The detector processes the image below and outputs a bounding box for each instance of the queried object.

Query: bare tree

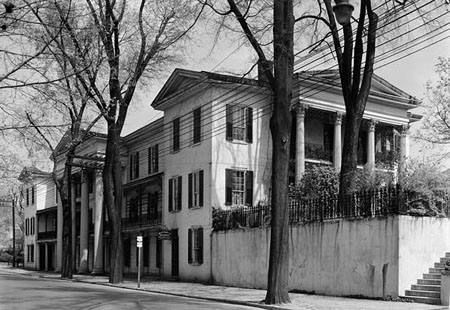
[26,0,205,283]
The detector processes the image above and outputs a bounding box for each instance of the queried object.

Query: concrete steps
[401,254,449,306]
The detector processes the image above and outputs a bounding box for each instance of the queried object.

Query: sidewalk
[0,263,447,310]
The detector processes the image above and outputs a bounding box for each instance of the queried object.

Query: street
[0,271,255,310]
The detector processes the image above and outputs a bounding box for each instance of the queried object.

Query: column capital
[81,169,89,183]
[334,112,343,125]
[368,119,378,132]
[295,103,309,118]
[401,124,410,136]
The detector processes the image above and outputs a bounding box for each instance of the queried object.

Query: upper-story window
[26,188,29,206]
[225,169,253,206]
[172,117,180,152]
[193,107,201,144]
[188,170,203,209]
[226,105,253,143]
[148,144,159,174]
[129,152,139,180]
[169,176,182,212]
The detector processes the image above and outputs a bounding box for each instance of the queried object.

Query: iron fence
[213,186,450,231]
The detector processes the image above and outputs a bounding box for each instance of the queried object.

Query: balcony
[122,210,162,230]
[37,231,57,240]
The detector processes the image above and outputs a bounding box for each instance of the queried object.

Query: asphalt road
[0,271,256,310]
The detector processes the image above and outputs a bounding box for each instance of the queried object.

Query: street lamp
[333,0,354,25]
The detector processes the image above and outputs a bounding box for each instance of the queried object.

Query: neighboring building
[20,68,419,289]
[18,166,53,271]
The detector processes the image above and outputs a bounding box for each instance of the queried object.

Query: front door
[171,229,179,277]
[39,244,45,271]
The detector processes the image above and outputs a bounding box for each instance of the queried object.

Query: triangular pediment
[152,69,205,108]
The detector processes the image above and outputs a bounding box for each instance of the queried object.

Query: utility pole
[12,198,16,267]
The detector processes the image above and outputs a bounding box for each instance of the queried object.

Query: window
[128,197,140,222]
[27,244,34,262]
[225,169,253,206]
[25,218,29,236]
[31,217,35,235]
[168,176,182,212]
[148,144,159,174]
[31,186,35,205]
[226,105,253,143]
[129,152,139,180]
[188,227,203,265]
[143,237,150,267]
[26,188,29,206]
[193,107,201,144]
[188,170,203,209]
[124,238,131,267]
[147,192,159,220]
[172,117,180,152]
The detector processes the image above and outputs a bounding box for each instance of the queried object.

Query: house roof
[151,68,268,109]
[151,68,420,110]
[18,166,51,182]
[53,129,107,157]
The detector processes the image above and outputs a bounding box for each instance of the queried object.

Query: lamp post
[333,0,354,25]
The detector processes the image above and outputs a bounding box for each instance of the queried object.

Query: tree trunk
[265,0,293,304]
[60,151,73,279]
[103,121,124,284]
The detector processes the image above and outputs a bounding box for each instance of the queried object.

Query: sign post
[136,235,143,288]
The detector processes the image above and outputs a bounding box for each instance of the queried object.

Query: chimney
[257,60,273,83]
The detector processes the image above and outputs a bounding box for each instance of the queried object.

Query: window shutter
[129,155,133,179]
[198,227,203,264]
[199,170,204,207]
[135,152,140,178]
[32,186,35,204]
[246,107,253,143]
[188,228,192,264]
[245,170,253,206]
[168,179,173,212]
[148,147,151,174]
[225,169,232,206]
[144,237,150,267]
[177,175,182,210]
[154,144,159,172]
[226,105,233,141]
[188,173,193,209]
[193,107,201,144]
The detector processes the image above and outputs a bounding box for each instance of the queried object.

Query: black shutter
[225,169,232,206]
[129,155,133,180]
[154,144,159,172]
[124,238,131,267]
[193,107,201,144]
[31,186,35,204]
[144,237,150,267]
[168,178,173,212]
[245,170,253,206]
[148,147,151,174]
[188,173,193,209]
[198,227,203,264]
[246,107,253,143]
[188,228,192,264]
[177,176,182,211]
[226,105,233,141]
[199,170,204,207]
[135,152,139,178]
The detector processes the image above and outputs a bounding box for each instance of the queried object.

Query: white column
[71,181,76,272]
[400,125,410,160]
[79,170,89,273]
[296,107,306,180]
[333,112,343,171]
[367,120,376,169]
[92,171,104,274]
[55,188,63,272]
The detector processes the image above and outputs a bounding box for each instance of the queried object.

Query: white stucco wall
[212,216,400,298]
[398,216,450,296]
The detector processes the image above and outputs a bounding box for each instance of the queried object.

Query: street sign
[158,230,172,240]
[136,235,143,248]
